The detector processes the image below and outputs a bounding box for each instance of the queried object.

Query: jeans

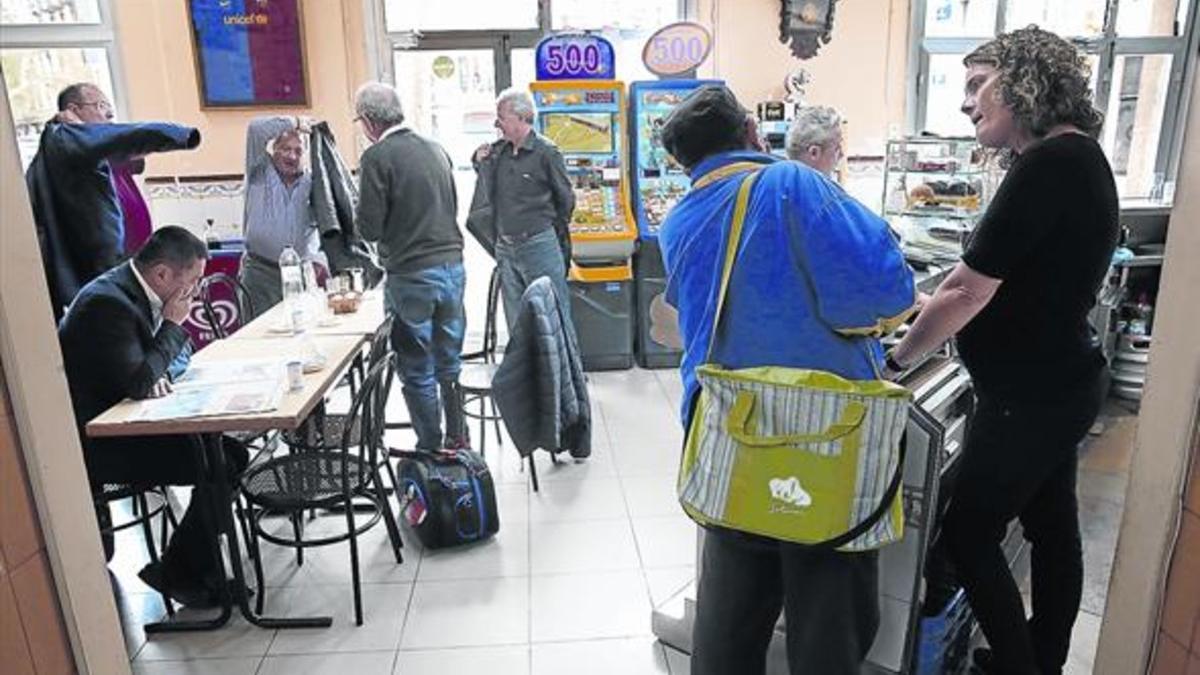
[691,527,880,675]
[938,376,1104,675]
[495,228,572,332]
[384,262,467,451]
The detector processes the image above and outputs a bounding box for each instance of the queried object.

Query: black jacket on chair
[492,277,591,458]
[310,122,384,287]
[58,262,191,442]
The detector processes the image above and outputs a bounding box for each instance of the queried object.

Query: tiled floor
[109,369,1136,674]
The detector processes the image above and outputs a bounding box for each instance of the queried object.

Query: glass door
[392,40,534,342]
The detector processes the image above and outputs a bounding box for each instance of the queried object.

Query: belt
[246,252,279,268]
[498,227,554,246]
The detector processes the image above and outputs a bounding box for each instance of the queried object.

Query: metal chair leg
[489,397,503,448]
[344,497,364,626]
[478,395,488,457]
[528,454,540,493]
[290,513,304,566]
[373,465,404,564]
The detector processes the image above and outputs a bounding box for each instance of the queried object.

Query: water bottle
[279,246,304,332]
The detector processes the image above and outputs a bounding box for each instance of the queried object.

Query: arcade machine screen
[631,86,696,236]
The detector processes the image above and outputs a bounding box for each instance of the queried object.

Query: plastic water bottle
[279,246,304,332]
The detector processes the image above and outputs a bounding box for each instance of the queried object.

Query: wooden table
[233,290,386,340]
[86,334,366,633]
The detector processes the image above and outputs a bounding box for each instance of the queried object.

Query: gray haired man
[354,82,468,451]
[786,105,845,177]
[470,88,576,330]
[239,115,326,317]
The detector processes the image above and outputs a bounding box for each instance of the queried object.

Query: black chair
[238,355,401,625]
[94,484,178,616]
[460,267,505,457]
[197,273,255,340]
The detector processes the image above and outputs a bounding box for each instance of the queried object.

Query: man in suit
[26,82,200,319]
[59,226,247,608]
[353,82,468,451]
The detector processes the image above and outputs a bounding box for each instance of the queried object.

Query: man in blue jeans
[471,88,577,331]
[354,82,469,450]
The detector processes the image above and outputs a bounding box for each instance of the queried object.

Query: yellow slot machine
[531,33,637,371]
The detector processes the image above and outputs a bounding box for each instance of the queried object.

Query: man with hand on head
[239,115,326,317]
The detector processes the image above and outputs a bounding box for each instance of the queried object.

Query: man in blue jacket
[26,82,200,319]
[658,85,916,675]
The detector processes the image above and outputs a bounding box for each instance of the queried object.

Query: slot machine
[531,33,637,370]
[628,79,722,368]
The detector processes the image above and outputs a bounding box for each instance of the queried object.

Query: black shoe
[137,563,217,609]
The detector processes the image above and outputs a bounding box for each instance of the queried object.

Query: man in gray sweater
[354,82,468,451]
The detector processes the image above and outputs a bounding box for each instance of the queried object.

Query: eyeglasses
[78,99,113,112]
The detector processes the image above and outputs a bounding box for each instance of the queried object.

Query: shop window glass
[0,47,114,167]
[923,0,998,38]
[1100,54,1173,198]
[551,0,679,32]
[384,0,538,32]
[1004,0,1107,36]
[0,0,100,25]
[1116,0,1186,36]
[922,53,976,138]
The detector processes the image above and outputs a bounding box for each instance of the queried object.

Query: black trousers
[939,378,1103,675]
[691,526,880,675]
[88,434,248,588]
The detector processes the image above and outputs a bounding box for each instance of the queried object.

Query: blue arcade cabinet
[628,79,722,368]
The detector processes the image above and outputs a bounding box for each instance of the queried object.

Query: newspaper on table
[134,359,285,422]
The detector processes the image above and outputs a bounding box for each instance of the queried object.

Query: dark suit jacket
[58,262,191,439]
[27,121,200,318]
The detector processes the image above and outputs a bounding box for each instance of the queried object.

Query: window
[912,0,1198,202]
[0,0,121,167]
[383,0,538,32]
[551,0,683,83]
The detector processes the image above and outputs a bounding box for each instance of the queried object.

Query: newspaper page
[135,359,285,421]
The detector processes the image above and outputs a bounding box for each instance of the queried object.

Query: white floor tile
[253,515,417,588]
[400,577,530,649]
[529,519,641,575]
[535,451,620,483]
[664,645,690,675]
[643,567,695,607]
[609,440,684,479]
[1065,610,1102,675]
[531,637,670,675]
[394,644,530,675]
[496,482,531,523]
[622,475,685,518]
[266,583,412,655]
[632,516,698,569]
[258,651,396,675]
[531,570,652,642]
[528,477,629,523]
[417,527,530,581]
[135,614,276,661]
[132,657,262,675]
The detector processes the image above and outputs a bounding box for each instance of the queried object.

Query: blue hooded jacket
[659,151,915,423]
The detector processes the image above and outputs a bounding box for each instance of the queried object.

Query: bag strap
[813,431,907,551]
[704,168,761,363]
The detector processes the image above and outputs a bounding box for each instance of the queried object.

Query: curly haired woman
[884,27,1119,675]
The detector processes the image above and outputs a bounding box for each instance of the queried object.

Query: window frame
[908,0,1200,203]
[0,0,129,122]
[364,0,689,92]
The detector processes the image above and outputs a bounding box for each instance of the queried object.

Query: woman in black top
[885,27,1119,675]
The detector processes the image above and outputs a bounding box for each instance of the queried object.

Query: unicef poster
[188,0,308,108]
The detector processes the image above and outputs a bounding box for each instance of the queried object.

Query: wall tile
[1192,611,1200,652]
[0,570,36,675]
[1187,654,1200,675]
[1185,425,1200,517]
[10,555,73,674]
[0,414,42,569]
[1153,632,1190,675]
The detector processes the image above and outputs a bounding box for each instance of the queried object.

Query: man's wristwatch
[884,350,906,374]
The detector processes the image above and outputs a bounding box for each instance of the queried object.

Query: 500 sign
[536,34,615,81]
[642,22,712,77]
